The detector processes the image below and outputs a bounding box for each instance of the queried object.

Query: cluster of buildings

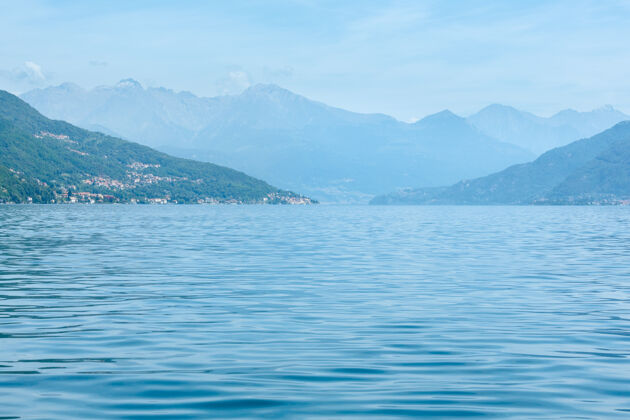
[82,176,126,189]
[145,198,169,204]
[34,131,78,144]
[127,162,190,186]
[34,131,88,156]
[127,161,161,170]
[68,192,117,204]
[127,171,187,186]
[81,165,187,190]
[263,192,315,205]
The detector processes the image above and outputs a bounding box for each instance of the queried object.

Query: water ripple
[1,205,630,418]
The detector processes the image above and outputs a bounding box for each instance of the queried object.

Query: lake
[1,205,629,419]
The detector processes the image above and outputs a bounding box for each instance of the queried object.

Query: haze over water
[1,205,630,419]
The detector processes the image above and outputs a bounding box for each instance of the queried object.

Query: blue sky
[2,0,630,120]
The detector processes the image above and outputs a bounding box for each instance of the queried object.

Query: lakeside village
[2,190,313,205]
[65,161,314,204]
[4,135,314,204]
[53,189,313,205]
[6,177,313,204]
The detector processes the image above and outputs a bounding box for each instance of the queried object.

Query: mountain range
[22,80,536,203]
[370,121,630,205]
[0,90,312,204]
[468,103,629,154]
[21,80,629,203]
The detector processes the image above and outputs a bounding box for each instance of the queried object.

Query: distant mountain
[468,104,629,154]
[0,90,312,204]
[22,80,533,203]
[371,122,630,205]
[21,80,208,148]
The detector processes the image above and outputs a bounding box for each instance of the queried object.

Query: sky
[2,0,630,121]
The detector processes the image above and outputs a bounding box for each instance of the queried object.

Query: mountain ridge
[468,103,629,154]
[21,80,534,203]
[370,121,630,205]
[0,90,313,204]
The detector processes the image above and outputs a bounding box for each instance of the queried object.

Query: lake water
[1,205,630,419]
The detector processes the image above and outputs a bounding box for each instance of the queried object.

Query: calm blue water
[1,205,630,419]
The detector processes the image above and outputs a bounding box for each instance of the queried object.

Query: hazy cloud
[24,61,45,81]
[216,70,251,95]
[0,61,48,90]
[89,60,108,67]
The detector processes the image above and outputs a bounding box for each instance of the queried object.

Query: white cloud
[0,61,48,89]
[229,71,250,88]
[24,61,45,81]
[216,70,251,95]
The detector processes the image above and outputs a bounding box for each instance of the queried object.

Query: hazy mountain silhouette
[468,104,629,154]
[22,80,533,202]
[371,122,630,205]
